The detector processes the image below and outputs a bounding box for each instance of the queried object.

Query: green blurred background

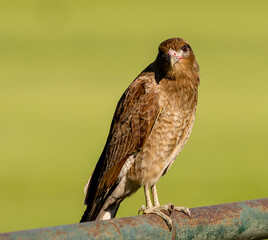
[1,0,268,233]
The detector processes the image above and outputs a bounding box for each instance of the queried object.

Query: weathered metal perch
[1,198,268,239]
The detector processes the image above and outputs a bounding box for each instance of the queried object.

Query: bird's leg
[138,185,152,213]
[151,184,160,206]
[145,184,153,208]
[139,184,191,230]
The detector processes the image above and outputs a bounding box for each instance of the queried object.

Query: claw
[173,206,191,218]
[169,203,174,214]
[138,205,146,215]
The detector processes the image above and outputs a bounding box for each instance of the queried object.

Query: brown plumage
[81,38,200,225]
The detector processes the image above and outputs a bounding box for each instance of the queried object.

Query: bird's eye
[181,44,188,52]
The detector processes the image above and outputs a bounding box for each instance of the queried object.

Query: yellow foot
[138,203,191,230]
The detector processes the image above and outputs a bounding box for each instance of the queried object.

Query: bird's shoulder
[107,70,160,165]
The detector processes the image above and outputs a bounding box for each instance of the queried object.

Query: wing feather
[84,72,160,220]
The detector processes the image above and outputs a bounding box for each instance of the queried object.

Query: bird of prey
[80,38,200,228]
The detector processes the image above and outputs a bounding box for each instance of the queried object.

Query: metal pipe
[1,198,268,240]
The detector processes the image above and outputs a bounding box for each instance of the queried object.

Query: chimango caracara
[80,38,200,228]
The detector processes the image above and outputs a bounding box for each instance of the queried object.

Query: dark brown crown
[158,38,187,52]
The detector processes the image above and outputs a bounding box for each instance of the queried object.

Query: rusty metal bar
[1,198,268,240]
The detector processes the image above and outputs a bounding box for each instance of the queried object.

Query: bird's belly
[128,109,195,186]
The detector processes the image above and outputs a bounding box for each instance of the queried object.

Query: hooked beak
[169,51,184,67]
[170,54,179,67]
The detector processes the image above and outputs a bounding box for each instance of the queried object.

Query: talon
[169,203,174,214]
[138,205,146,214]
[167,219,173,231]
[183,208,191,219]
[174,206,191,219]
[185,208,191,219]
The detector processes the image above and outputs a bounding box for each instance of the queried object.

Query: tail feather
[80,203,120,222]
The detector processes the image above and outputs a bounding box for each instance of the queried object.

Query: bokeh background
[1,0,268,233]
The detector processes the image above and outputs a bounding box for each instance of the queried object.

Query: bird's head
[156,38,199,80]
